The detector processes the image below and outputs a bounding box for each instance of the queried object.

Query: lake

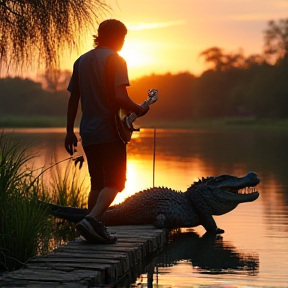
[5,127,288,287]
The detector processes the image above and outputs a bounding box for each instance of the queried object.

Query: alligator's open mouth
[225,186,258,194]
[216,181,260,207]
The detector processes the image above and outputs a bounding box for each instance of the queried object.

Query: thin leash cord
[153,127,156,188]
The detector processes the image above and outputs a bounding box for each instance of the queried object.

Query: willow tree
[0,0,109,75]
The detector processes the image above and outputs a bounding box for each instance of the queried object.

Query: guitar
[115,88,158,144]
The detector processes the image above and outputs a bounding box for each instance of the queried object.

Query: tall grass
[0,132,88,272]
[0,132,52,271]
[49,157,88,208]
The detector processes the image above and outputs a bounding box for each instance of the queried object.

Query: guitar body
[115,89,158,144]
[115,108,133,144]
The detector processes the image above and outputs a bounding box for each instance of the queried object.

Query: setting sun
[119,40,153,68]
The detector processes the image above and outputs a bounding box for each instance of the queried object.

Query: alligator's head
[186,172,260,215]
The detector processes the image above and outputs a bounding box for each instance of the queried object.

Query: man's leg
[89,187,118,219]
[84,144,105,211]
[89,139,125,218]
[88,190,101,210]
[76,186,119,244]
[76,140,126,243]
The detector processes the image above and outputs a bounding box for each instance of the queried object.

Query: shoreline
[1,117,288,131]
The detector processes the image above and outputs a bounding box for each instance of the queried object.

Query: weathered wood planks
[0,225,168,287]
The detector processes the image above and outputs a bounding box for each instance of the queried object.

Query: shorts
[83,139,126,192]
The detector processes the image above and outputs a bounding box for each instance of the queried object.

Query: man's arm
[115,85,149,116]
[65,91,80,155]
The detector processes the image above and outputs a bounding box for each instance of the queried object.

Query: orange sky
[85,0,288,79]
[16,0,288,81]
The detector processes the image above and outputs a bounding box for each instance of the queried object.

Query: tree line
[0,18,287,124]
[128,56,288,122]
[1,58,287,124]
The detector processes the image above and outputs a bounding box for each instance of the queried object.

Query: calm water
[6,127,288,287]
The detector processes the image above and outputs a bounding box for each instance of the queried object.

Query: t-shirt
[67,47,130,146]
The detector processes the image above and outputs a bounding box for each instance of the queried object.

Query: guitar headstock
[147,88,158,105]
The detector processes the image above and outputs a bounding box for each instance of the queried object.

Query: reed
[49,157,88,208]
[0,132,87,271]
[0,132,52,271]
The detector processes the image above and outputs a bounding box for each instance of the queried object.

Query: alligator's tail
[38,201,89,223]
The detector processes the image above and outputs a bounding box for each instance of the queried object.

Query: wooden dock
[0,225,168,287]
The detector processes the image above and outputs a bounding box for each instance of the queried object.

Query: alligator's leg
[189,192,224,234]
[154,214,167,228]
[198,211,224,234]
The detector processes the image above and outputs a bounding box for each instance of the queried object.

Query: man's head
[94,19,127,51]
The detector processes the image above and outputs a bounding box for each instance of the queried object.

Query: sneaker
[76,216,117,244]
[85,215,117,244]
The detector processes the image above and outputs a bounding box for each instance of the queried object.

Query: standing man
[65,19,149,244]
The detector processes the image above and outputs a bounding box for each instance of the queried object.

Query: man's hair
[93,19,127,47]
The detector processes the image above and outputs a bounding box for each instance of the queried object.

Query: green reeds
[0,132,87,272]
[49,157,88,208]
[0,132,52,271]
[0,133,34,193]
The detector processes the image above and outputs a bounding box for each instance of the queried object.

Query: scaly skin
[44,172,260,233]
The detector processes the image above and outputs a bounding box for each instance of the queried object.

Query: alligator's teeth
[237,186,258,194]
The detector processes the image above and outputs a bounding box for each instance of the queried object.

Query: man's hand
[137,101,150,117]
[65,132,78,155]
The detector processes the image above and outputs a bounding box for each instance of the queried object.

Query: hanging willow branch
[0,0,110,74]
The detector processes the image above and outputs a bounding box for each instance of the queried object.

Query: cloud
[127,20,185,31]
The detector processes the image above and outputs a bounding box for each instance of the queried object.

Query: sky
[76,0,288,79]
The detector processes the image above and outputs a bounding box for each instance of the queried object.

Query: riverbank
[1,115,288,131]
[0,115,68,128]
[142,117,288,131]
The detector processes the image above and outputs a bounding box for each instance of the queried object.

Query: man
[65,19,149,244]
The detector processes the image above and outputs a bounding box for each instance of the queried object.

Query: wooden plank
[2,268,100,281]
[0,226,168,287]
[27,259,123,279]
[1,269,103,287]
[55,242,142,265]
[43,251,131,273]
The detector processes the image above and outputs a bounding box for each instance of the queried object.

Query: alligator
[43,171,260,233]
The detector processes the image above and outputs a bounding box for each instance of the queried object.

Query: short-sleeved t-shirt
[67,47,130,147]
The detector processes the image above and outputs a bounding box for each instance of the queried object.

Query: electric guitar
[115,88,158,143]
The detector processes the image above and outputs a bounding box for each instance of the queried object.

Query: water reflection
[159,231,258,274]
[127,230,259,287]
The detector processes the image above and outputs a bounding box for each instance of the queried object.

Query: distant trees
[0,0,109,75]
[40,69,72,92]
[1,18,288,125]
[199,47,265,71]
[1,59,288,125]
[0,77,68,116]
[192,18,288,119]
[264,18,288,63]
[129,72,196,122]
